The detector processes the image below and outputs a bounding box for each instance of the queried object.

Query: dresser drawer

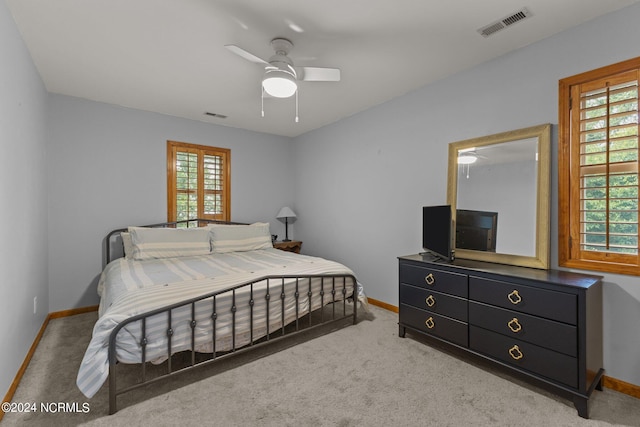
[400,284,468,321]
[470,325,577,388]
[469,301,576,357]
[469,277,577,325]
[400,263,468,298]
[400,304,468,347]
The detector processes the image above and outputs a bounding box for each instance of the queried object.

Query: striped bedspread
[77,248,362,398]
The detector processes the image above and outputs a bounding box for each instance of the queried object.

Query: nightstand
[273,240,302,254]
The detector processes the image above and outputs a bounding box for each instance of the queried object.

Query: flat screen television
[422,205,454,262]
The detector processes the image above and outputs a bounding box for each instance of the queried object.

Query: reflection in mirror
[447,124,551,269]
[457,138,538,256]
[455,209,498,252]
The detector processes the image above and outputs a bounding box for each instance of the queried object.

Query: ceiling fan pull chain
[295,90,299,123]
[261,86,265,118]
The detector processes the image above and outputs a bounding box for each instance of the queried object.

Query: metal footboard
[107,273,358,414]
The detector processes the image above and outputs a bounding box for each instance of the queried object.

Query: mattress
[77,248,362,398]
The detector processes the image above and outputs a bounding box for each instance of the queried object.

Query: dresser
[398,254,604,418]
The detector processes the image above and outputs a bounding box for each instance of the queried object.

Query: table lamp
[276,207,297,242]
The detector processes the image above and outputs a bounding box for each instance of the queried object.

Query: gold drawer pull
[425,317,435,329]
[507,290,522,305]
[425,294,436,307]
[508,318,522,333]
[425,273,435,286]
[509,345,524,360]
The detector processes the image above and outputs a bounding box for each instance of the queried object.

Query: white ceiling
[6,0,639,137]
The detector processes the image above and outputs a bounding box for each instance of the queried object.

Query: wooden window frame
[559,57,640,275]
[167,141,231,223]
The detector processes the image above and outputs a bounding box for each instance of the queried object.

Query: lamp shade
[263,69,297,98]
[276,206,297,219]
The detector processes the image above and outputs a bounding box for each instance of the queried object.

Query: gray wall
[293,3,640,385]
[0,0,49,400]
[47,95,294,311]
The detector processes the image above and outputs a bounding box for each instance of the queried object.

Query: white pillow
[128,226,211,260]
[121,232,134,259]
[209,222,273,253]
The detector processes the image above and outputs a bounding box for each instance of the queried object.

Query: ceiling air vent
[204,112,227,119]
[477,7,533,38]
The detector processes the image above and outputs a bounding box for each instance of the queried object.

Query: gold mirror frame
[447,124,551,269]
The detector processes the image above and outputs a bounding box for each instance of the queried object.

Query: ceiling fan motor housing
[270,38,293,55]
[268,38,296,76]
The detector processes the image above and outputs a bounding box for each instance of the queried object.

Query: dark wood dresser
[398,254,604,418]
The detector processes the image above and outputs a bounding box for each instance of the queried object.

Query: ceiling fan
[457,147,489,179]
[225,38,340,121]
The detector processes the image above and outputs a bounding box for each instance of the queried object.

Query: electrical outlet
[33,296,37,314]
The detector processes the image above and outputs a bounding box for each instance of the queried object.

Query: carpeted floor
[2,305,640,426]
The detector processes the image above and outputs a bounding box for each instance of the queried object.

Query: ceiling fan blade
[296,67,341,82]
[225,45,268,65]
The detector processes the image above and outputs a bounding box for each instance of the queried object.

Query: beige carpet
[3,305,640,426]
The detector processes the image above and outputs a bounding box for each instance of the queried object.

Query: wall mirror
[447,124,551,269]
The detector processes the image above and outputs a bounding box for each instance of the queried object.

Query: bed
[76,219,366,414]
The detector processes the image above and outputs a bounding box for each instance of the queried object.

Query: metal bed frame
[102,219,358,414]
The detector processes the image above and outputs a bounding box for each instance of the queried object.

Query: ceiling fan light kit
[262,68,297,98]
[457,153,478,164]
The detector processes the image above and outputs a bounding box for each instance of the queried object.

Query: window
[167,141,230,224]
[559,57,640,275]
